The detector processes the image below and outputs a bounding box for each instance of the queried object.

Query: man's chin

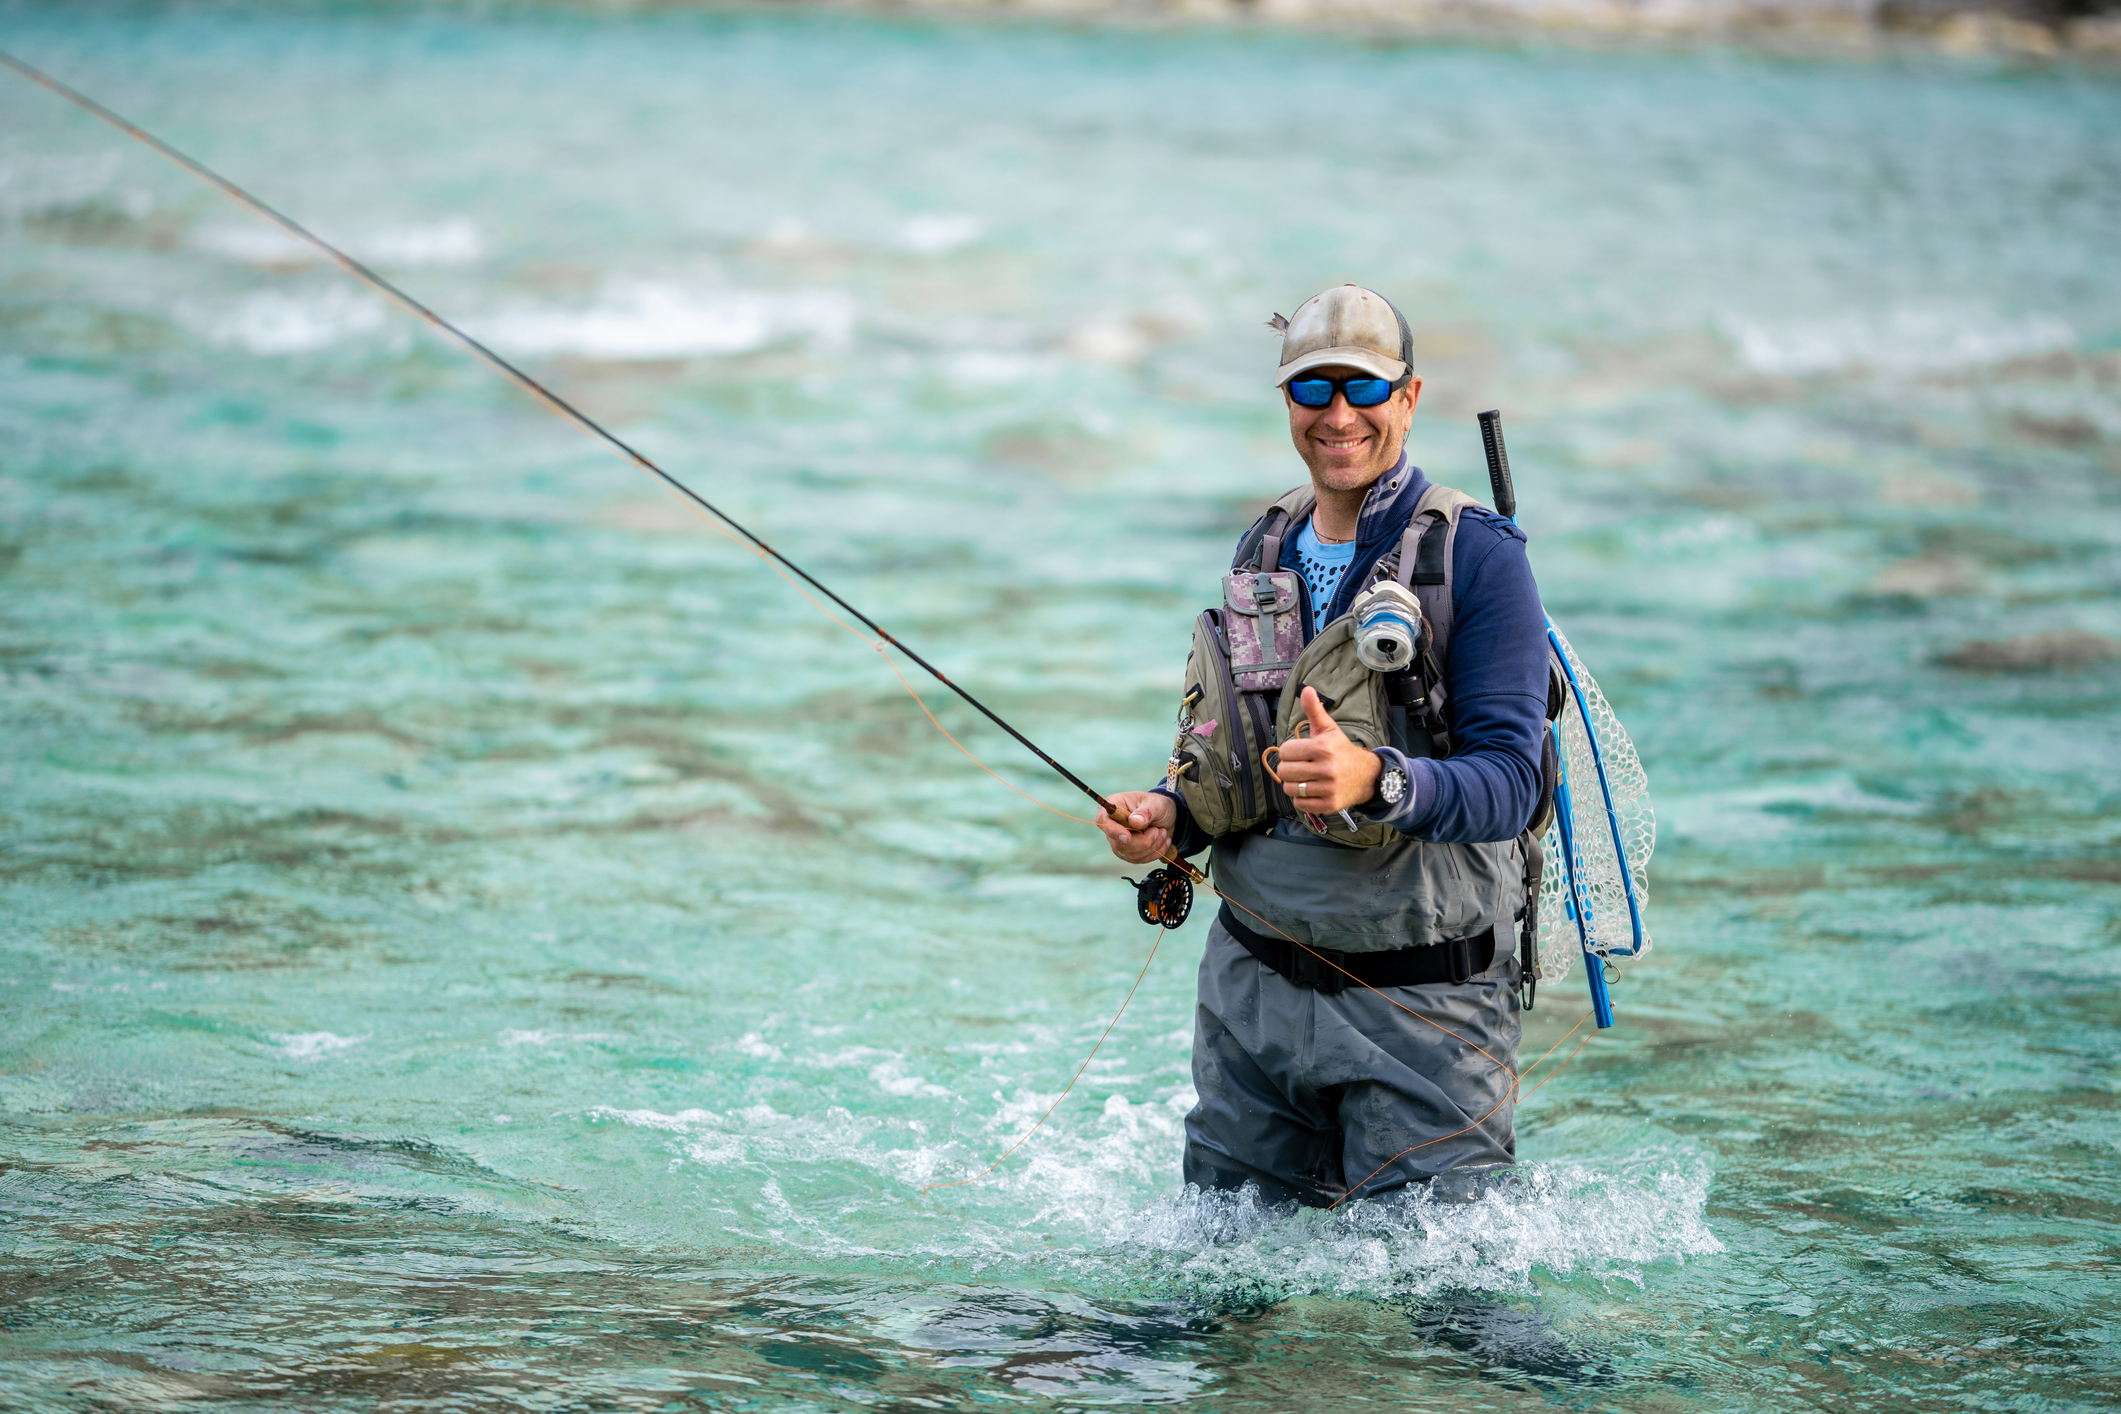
[1310,462,1387,492]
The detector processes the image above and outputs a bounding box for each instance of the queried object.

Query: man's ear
[1402,375,1424,429]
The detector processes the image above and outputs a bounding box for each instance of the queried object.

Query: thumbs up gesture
[1276,686,1384,816]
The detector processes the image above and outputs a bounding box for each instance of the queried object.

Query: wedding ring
[1299,781,1308,798]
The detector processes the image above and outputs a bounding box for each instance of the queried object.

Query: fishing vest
[1168,481,1558,959]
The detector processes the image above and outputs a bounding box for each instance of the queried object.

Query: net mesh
[1535,622,1654,981]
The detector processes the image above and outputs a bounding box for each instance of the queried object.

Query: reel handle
[1477,409,1516,521]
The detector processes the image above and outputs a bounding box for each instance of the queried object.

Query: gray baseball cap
[1271,284,1413,388]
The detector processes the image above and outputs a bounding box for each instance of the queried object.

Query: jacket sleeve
[1355,514,1548,843]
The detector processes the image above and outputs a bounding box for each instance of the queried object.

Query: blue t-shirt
[1292,520,1355,618]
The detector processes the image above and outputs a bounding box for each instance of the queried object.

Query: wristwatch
[1377,763,1409,807]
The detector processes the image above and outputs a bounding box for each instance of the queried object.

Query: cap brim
[1274,345,1408,387]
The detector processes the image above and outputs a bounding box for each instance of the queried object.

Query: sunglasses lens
[1344,379,1392,406]
[1288,379,1334,407]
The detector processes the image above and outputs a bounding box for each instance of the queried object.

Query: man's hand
[1276,687,1383,815]
[1096,790,1177,865]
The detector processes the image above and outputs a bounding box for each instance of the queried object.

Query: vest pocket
[1222,570,1304,692]
[1262,616,1400,849]
[1173,609,1274,837]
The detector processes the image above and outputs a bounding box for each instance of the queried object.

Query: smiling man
[1098,284,1552,1208]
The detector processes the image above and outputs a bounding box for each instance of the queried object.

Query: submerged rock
[1937,630,2121,672]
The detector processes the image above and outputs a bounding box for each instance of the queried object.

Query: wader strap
[1410,517,1450,584]
[1219,905,1496,991]
[1390,515,1455,758]
[1398,483,1476,676]
[1390,520,1426,589]
[1517,829,1543,1010]
[1248,484,1317,573]
[1256,510,1290,575]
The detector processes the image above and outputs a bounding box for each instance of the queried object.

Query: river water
[3,4,2119,1408]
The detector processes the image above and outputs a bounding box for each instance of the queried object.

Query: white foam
[898,214,984,255]
[868,1058,953,1100]
[0,153,119,217]
[1725,309,2073,377]
[1101,1151,1723,1300]
[587,1095,1716,1298]
[499,1028,617,1047]
[193,287,388,354]
[360,217,486,267]
[269,1031,368,1061]
[191,222,312,263]
[590,1104,721,1132]
[192,215,486,268]
[472,281,853,360]
[732,1031,784,1060]
[942,351,1052,388]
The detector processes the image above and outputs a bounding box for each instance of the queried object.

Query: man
[1098,284,1550,1207]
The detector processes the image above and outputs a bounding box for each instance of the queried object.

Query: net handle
[1548,619,1647,960]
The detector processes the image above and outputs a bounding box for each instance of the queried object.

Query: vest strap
[1257,511,1289,576]
[1410,516,1450,584]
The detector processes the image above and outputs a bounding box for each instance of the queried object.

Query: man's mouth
[1317,435,1370,452]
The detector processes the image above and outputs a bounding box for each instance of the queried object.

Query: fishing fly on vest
[3,54,1654,1204]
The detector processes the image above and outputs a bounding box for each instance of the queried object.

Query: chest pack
[1166,481,1485,849]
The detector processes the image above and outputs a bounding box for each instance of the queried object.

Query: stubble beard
[1304,428,1405,496]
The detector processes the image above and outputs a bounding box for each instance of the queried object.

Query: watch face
[1380,768,1407,804]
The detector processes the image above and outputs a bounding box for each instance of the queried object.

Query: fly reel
[1125,867,1194,929]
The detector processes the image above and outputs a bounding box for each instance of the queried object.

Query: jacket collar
[1350,453,1428,551]
[1285,453,1430,625]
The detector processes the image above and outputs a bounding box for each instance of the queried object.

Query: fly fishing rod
[8,53,1628,1199]
[0,47,1205,910]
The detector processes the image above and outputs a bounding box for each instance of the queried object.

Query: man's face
[1285,364,1424,494]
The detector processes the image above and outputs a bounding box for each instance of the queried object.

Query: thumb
[1300,685,1339,738]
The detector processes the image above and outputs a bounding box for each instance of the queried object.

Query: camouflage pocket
[1222,571,1304,692]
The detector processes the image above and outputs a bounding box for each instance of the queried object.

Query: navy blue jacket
[1156,455,1549,852]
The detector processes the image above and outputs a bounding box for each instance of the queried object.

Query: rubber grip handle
[1477,410,1515,521]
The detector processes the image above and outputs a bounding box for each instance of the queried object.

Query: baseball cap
[1270,284,1413,388]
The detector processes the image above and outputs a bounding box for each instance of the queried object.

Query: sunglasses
[1287,374,1399,408]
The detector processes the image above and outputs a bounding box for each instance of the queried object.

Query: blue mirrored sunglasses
[1287,374,1397,408]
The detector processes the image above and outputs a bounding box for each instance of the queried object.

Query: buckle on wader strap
[1447,934,1475,986]
[1290,945,1349,995]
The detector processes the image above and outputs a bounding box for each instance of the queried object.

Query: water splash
[1102,1152,1722,1302]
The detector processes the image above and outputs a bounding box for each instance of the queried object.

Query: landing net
[1535,620,1654,982]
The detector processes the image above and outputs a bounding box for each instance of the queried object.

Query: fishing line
[0,47,1117,828]
[922,922,1170,1197]
[1327,1007,1595,1210]
[5,50,1593,1198]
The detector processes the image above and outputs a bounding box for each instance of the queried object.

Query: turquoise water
[4,4,2120,1407]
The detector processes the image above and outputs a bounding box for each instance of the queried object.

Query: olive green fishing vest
[1167,482,1544,957]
